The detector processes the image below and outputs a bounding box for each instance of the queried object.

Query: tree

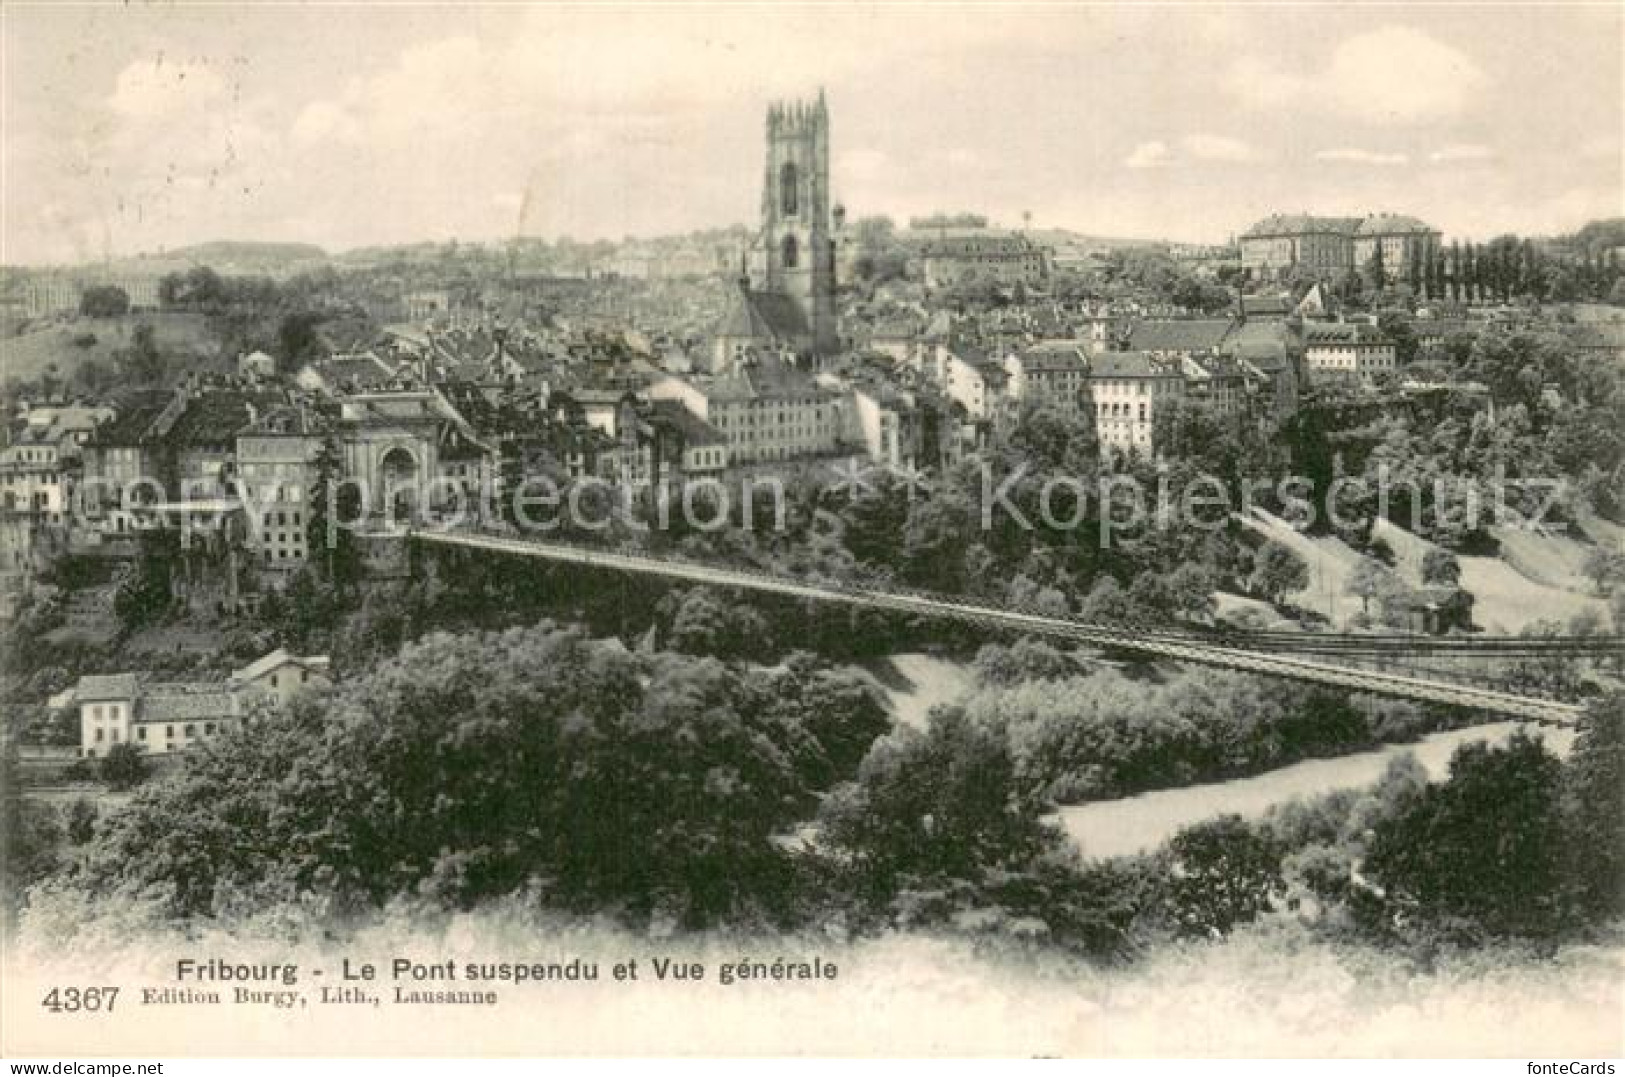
[1249,541,1309,603]
[65,797,99,845]
[79,285,131,318]
[1346,557,1400,614]
[1377,310,1419,366]
[1164,562,1218,621]
[99,742,149,792]
[1364,245,1387,294]
[1580,546,1625,595]
[114,531,175,629]
[1,750,62,923]
[306,435,360,590]
[66,625,882,925]
[123,323,166,385]
[1420,548,1462,587]
[276,311,325,373]
[973,637,1077,685]
[819,705,1059,892]
[1163,815,1285,937]
[1364,732,1571,937]
[1564,693,1625,920]
[666,587,774,661]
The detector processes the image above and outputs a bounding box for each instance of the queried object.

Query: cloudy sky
[3,3,1620,264]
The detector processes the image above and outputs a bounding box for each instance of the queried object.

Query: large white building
[930,342,1008,421]
[68,649,332,759]
[648,359,848,466]
[1353,215,1442,281]
[1088,351,1185,456]
[914,227,1052,290]
[1303,322,1398,385]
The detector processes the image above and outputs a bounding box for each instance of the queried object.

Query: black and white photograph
[1,1,1622,1063]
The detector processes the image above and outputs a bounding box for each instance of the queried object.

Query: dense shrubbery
[1214,694,1625,947]
[961,663,1435,803]
[59,624,888,928]
[16,605,1622,963]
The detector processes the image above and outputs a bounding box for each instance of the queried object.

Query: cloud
[1182,134,1259,162]
[1315,148,1410,166]
[1228,25,1487,124]
[1124,140,1172,169]
[1429,143,1495,163]
[291,101,360,145]
[108,58,227,118]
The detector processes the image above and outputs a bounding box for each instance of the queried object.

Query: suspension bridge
[410,527,1616,725]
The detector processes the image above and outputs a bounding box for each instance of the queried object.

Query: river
[865,652,1579,861]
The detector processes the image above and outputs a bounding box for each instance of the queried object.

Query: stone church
[714,92,841,368]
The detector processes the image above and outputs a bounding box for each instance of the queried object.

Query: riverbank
[1056,720,1577,860]
[863,652,1580,861]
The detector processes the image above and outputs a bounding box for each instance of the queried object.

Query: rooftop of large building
[1015,341,1089,371]
[1126,318,1235,354]
[1090,351,1182,379]
[646,398,727,447]
[302,352,399,390]
[161,389,287,448]
[1356,214,1437,237]
[1240,215,1363,240]
[916,228,1047,257]
[704,356,835,402]
[716,285,809,343]
[240,404,325,439]
[1304,321,1391,344]
[85,390,173,447]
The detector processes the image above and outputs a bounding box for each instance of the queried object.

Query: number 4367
[41,987,118,1013]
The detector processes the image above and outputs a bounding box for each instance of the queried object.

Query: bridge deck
[411,529,1588,725]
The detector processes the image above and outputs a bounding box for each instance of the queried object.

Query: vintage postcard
[2,1,1622,1062]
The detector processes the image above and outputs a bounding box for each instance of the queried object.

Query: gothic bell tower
[747,90,839,355]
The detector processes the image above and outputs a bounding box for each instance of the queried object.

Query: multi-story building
[80,390,174,534]
[915,227,1052,290]
[1003,342,1089,416]
[1087,351,1185,456]
[934,342,1009,422]
[1353,215,1442,282]
[848,384,921,471]
[648,359,847,467]
[1240,212,1441,283]
[643,400,729,479]
[1239,215,1362,278]
[236,405,323,571]
[1303,322,1398,384]
[1179,354,1249,416]
[0,432,64,522]
[66,649,331,759]
[229,648,334,705]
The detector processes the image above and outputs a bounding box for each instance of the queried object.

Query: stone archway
[379,445,419,524]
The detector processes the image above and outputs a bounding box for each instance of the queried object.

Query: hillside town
[3,3,1624,1056]
[3,93,1625,765]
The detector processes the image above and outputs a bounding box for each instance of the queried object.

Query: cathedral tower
[747,91,839,355]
